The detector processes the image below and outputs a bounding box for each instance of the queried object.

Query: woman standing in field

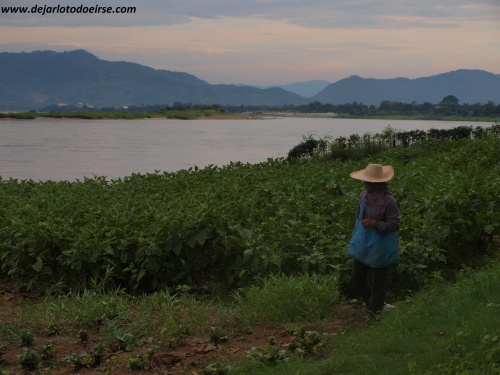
[347,163,400,318]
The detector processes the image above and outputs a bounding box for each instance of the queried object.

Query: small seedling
[47,322,62,336]
[90,342,107,367]
[20,329,35,347]
[209,326,228,347]
[66,351,96,370]
[18,347,41,370]
[128,352,146,370]
[93,316,103,332]
[79,329,89,344]
[201,362,232,375]
[38,341,56,359]
[111,330,139,352]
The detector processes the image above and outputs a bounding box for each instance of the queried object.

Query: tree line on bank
[27,95,500,118]
[228,95,500,117]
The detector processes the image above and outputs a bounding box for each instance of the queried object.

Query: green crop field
[0,125,498,295]
[0,124,498,374]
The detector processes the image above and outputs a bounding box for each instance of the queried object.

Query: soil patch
[0,282,368,374]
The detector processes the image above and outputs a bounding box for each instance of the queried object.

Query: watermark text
[2,4,136,15]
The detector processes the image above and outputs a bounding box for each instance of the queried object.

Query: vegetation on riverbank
[0,124,498,373]
[1,95,498,121]
[230,95,500,120]
[0,105,246,120]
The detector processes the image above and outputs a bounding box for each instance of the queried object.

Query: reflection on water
[0,117,492,181]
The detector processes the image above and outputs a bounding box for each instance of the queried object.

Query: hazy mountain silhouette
[257,80,331,98]
[0,50,498,110]
[312,70,500,106]
[0,50,308,110]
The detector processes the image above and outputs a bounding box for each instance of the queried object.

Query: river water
[0,117,493,181]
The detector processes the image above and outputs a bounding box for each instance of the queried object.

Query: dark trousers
[351,260,389,317]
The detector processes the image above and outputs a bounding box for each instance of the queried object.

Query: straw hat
[350,164,394,182]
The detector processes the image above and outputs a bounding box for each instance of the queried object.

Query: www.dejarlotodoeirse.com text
[1,4,136,15]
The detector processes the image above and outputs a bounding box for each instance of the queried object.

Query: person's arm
[375,198,399,232]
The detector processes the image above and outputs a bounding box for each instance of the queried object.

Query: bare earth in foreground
[0,283,368,374]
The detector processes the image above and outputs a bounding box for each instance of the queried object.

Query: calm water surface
[0,117,493,181]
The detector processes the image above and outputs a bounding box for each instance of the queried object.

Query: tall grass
[232,274,341,324]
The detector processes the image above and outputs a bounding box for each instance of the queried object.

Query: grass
[230,256,500,374]
[232,274,341,324]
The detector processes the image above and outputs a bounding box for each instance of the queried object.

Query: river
[0,117,493,181]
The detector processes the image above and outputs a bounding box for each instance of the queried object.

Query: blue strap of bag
[357,195,367,224]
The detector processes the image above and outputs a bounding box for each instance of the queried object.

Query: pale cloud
[2,0,499,28]
[0,0,499,85]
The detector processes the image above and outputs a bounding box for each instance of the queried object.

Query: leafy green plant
[17,347,41,370]
[20,329,35,347]
[209,326,229,347]
[91,342,107,366]
[66,350,100,370]
[247,346,289,365]
[288,328,328,357]
[46,322,62,336]
[38,341,56,360]
[113,330,139,352]
[128,353,147,370]
[0,321,20,344]
[202,362,233,374]
[128,349,155,370]
[160,316,189,348]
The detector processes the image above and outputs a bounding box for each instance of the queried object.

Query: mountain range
[0,50,499,111]
[312,71,500,106]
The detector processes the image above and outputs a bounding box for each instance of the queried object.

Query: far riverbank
[1,109,497,122]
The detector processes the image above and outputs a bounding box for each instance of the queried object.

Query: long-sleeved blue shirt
[356,191,400,233]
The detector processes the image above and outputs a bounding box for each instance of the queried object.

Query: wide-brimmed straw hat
[350,163,394,182]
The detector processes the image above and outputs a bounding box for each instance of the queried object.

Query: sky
[1,0,499,86]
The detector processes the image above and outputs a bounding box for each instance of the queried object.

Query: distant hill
[259,80,331,98]
[0,50,308,111]
[312,70,500,106]
[0,50,498,110]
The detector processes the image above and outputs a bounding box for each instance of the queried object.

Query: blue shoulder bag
[347,196,398,268]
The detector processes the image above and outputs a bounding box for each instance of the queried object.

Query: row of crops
[0,126,498,294]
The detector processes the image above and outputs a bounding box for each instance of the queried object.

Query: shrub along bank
[0,127,498,295]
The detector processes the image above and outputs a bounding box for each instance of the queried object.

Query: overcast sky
[1,0,499,85]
